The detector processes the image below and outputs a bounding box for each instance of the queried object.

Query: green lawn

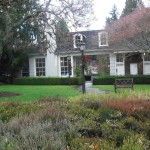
[0,85,81,102]
[93,84,150,92]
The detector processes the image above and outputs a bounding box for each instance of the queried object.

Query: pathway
[78,81,107,94]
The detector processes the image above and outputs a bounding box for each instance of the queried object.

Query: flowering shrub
[103,99,150,120]
[106,7,150,51]
[0,95,150,149]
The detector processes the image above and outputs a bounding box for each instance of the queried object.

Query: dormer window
[73,33,86,48]
[98,32,108,47]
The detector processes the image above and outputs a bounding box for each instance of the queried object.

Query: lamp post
[79,41,86,94]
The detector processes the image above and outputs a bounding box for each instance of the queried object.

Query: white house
[28,30,150,78]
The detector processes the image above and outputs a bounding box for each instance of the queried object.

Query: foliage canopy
[0,0,94,81]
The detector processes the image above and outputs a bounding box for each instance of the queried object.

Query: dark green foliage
[93,76,115,85]
[114,129,130,147]
[121,0,144,17]
[0,0,43,82]
[56,19,69,33]
[124,117,140,131]
[106,4,119,26]
[93,75,150,85]
[74,65,81,77]
[0,48,28,83]
[98,107,115,122]
[144,121,150,140]
[14,77,82,85]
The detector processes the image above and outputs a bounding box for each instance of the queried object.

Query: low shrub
[0,105,68,150]
[114,129,130,147]
[93,75,150,85]
[14,77,82,85]
[0,102,39,122]
[0,121,66,150]
[80,100,101,110]
[143,120,150,140]
[1,96,150,149]
[123,117,141,131]
[121,134,149,150]
[97,107,115,123]
[103,99,150,120]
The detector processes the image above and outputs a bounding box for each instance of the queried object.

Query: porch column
[109,53,116,75]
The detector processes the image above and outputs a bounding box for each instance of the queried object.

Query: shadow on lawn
[0,92,20,98]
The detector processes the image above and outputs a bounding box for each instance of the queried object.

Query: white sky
[83,0,149,30]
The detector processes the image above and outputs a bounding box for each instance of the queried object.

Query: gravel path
[78,81,107,94]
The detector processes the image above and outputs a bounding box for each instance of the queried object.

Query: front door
[143,63,150,74]
[130,63,138,75]
[116,64,124,75]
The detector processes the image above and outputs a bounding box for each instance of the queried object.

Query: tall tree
[56,19,69,33]
[106,7,150,52]
[0,0,94,82]
[106,4,119,26]
[121,0,144,16]
[0,0,94,56]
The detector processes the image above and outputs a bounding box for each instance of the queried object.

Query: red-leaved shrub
[103,99,150,120]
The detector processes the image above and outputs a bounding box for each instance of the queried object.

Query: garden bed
[0,94,150,149]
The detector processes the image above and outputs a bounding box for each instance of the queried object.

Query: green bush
[97,107,115,123]
[120,134,148,150]
[93,75,150,85]
[0,106,67,150]
[123,117,141,131]
[14,77,82,85]
[0,102,39,122]
[80,100,101,110]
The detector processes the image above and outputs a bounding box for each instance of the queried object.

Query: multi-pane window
[116,54,124,62]
[75,35,81,48]
[60,57,72,76]
[98,32,108,46]
[144,53,150,61]
[36,58,45,76]
[73,34,86,48]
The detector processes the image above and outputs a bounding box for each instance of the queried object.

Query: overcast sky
[83,0,149,30]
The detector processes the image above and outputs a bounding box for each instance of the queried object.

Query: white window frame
[35,58,45,76]
[116,54,124,63]
[60,57,72,77]
[73,33,86,48]
[98,32,108,47]
[143,53,150,75]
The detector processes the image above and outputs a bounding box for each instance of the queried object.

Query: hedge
[14,77,82,85]
[93,75,150,85]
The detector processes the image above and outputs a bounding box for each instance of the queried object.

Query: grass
[92,84,150,92]
[0,85,81,102]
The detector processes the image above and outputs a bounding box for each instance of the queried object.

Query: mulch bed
[0,92,20,98]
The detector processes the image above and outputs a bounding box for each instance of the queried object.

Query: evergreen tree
[106,4,119,26]
[56,19,69,33]
[0,0,94,82]
[121,0,144,16]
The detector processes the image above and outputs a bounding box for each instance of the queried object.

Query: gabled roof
[28,45,47,55]
[55,29,135,54]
